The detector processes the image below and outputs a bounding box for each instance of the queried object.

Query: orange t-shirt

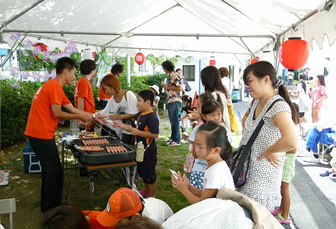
[74,76,96,113]
[98,73,113,100]
[25,78,71,139]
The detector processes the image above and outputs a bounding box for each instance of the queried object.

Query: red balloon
[135,53,145,65]
[279,39,309,70]
[250,57,259,64]
[33,43,48,60]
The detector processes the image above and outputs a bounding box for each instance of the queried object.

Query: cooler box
[23,143,42,174]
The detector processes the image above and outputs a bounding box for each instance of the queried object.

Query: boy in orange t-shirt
[25,57,94,213]
[75,59,97,131]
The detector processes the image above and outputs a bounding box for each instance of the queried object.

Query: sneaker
[304,156,320,163]
[165,139,172,144]
[329,173,336,182]
[275,213,291,224]
[270,208,281,216]
[166,141,181,147]
[320,170,331,177]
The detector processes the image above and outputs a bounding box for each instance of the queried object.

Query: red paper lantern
[135,53,145,65]
[250,57,259,64]
[33,43,48,60]
[209,59,216,66]
[279,38,309,70]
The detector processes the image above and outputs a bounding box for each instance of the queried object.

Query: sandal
[275,213,291,224]
[270,208,281,216]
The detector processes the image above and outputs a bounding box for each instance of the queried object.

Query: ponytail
[278,85,299,124]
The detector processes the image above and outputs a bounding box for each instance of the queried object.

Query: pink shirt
[312,85,326,108]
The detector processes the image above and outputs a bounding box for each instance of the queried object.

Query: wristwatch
[93,113,96,119]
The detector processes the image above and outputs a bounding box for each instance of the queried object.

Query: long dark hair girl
[317,75,326,87]
[299,74,307,94]
[200,66,228,99]
[243,61,298,124]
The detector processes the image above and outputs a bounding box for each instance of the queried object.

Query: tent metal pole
[3,30,275,40]
[239,37,256,58]
[106,46,250,56]
[0,0,45,31]
[0,35,27,68]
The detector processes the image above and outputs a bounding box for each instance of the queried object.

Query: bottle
[93,132,98,138]
[136,141,145,162]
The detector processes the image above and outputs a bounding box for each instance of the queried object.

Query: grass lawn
[0,117,242,228]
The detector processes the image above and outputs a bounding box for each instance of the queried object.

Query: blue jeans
[306,126,335,153]
[168,101,181,143]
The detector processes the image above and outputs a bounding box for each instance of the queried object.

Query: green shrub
[1,80,40,146]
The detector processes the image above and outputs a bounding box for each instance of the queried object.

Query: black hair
[114,217,163,229]
[111,63,124,75]
[55,57,78,75]
[182,95,192,107]
[299,75,307,94]
[42,205,91,229]
[161,60,175,72]
[292,103,299,125]
[317,75,326,87]
[176,68,182,72]
[201,66,228,99]
[138,90,154,106]
[80,59,96,75]
[243,61,298,123]
[197,121,232,161]
[201,100,223,120]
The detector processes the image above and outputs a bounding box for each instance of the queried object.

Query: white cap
[150,85,160,95]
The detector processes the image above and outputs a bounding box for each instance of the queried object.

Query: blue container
[232,89,241,103]
[23,143,42,174]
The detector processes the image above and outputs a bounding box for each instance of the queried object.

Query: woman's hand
[95,113,108,125]
[257,150,282,168]
[171,171,189,192]
[109,114,121,120]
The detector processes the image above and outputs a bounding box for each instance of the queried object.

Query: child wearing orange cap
[83,188,173,229]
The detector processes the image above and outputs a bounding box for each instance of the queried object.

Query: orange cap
[97,188,142,227]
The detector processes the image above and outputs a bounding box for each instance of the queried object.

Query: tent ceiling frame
[0,0,45,31]
[103,3,178,47]
[106,45,250,55]
[3,29,275,39]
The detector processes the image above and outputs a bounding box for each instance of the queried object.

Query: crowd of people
[23,56,334,228]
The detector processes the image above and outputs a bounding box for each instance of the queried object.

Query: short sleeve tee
[203,161,235,191]
[74,76,95,113]
[134,111,159,147]
[25,78,71,139]
[166,72,182,103]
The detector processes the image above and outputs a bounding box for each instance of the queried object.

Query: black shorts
[299,112,305,118]
[137,146,157,184]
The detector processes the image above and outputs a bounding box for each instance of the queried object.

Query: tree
[146,54,179,73]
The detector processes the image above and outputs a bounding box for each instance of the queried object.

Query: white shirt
[162,198,254,229]
[100,91,138,136]
[203,161,235,191]
[142,198,174,224]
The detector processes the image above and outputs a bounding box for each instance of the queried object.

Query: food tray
[71,137,135,165]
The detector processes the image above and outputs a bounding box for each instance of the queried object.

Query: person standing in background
[25,57,93,213]
[299,67,310,81]
[98,63,124,109]
[74,59,97,131]
[219,67,233,99]
[311,75,326,123]
[161,60,182,146]
[176,68,185,95]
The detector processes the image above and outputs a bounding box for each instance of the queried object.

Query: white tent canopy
[1,0,335,60]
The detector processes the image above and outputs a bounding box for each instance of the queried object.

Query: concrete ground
[232,93,336,229]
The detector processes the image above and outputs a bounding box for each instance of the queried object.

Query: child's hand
[112,121,121,128]
[171,171,189,192]
[257,150,282,168]
[130,127,139,135]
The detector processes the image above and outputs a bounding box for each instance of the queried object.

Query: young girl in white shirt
[172,120,234,204]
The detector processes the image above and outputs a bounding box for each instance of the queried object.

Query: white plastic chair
[0,198,16,229]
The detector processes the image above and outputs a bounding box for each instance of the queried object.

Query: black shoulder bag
[229,98,283,187]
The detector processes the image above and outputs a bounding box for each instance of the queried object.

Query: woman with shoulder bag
[239,61,298,211]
